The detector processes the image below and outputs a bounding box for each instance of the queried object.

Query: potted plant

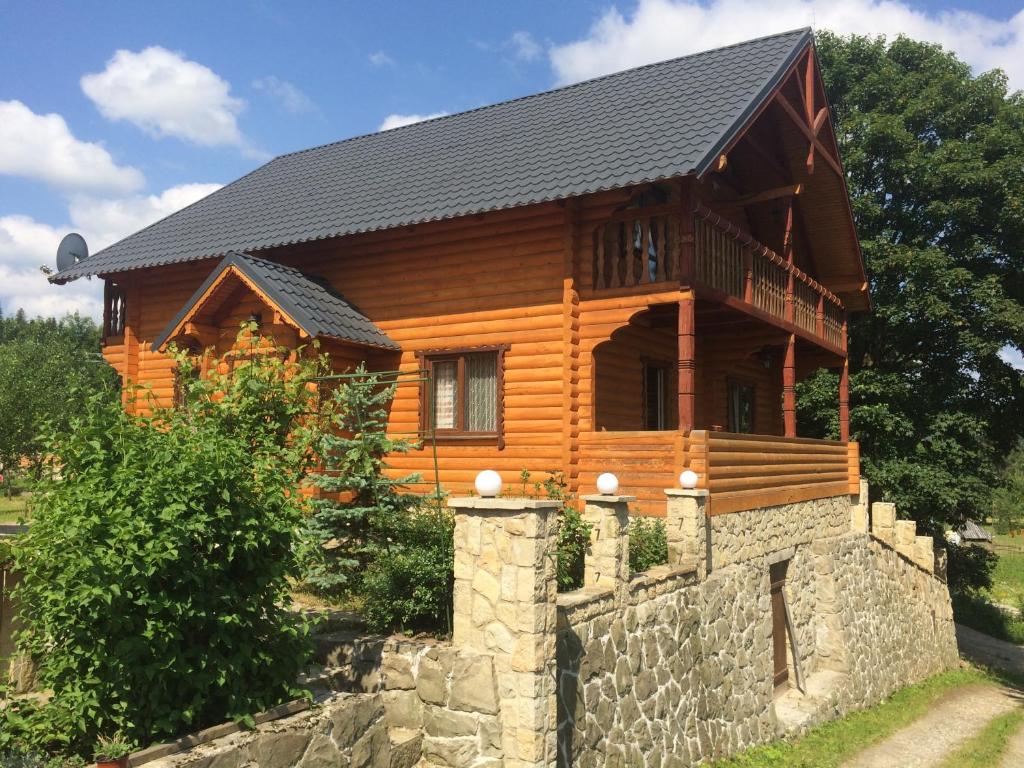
[94,733,133,768]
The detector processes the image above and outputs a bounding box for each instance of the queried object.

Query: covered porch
[578,197,859,517]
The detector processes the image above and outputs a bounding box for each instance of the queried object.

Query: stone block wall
[135,485,958,768]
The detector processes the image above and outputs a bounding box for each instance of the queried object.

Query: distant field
[988,533,1024,607]
[0,495,29,524]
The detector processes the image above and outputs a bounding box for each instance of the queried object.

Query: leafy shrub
[556,505,590,591]
[360,500,454,634]
[1,332,321,755]
[628,517,668,574]
[303,367,452,634]
[521,470,592,592]
[946,543,997,596]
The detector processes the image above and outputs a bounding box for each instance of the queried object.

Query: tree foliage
[1,331,321,755]
[992,441,1024,535]
[0,310,118,491]
[303,367,454,633]
[800,33,1024,541]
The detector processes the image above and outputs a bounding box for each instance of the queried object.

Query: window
[643,361,670,431]
[727,380,755,433]
[422,348,505,444]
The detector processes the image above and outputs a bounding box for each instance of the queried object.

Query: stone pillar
[449,497,560,768]
[581,495,633,601]
[850,504,868,534]
[871,502,896,545]
[665,489,709,580]
[914,536,935,573]
[895,520,917,559]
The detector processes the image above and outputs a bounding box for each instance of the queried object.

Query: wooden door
[770,560,789,689]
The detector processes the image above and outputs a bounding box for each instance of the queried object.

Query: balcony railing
[694,206,845,349]
[592,205,680,290]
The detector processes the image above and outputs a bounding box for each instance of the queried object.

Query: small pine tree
[303,365,423,593]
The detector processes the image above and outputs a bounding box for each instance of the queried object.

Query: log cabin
[52,28,868,517]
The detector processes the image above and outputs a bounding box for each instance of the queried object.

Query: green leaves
[796,34,1024,570]
[2,330,322,756]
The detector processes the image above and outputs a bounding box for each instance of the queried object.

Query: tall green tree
[799,33,1024,538]
[0,310,118,491]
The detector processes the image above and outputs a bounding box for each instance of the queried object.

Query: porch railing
[693,207,845,349]
[578,430,859,517]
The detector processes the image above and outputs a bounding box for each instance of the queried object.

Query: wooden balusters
[593,212,678,290]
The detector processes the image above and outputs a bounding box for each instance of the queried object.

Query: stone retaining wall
[137,486,957,768]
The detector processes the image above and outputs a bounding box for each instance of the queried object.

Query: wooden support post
[678,291,696,433]
[839,357,850,442]
[783,333,796,437]
[679,183,695,282]
[783,200,795,325]
[839,311,850,442]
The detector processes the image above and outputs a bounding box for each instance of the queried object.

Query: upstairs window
[422,347,506,445]
[727,380,755,433]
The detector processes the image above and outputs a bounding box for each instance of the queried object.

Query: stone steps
[774,670,851,735]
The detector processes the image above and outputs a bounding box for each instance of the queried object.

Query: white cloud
[252,76,315,114]
[81,47,246,147]
[0,215,102,320]
[68,183,223,250]
[0,183,221,322]
[378,112,449,131]
[368,50,395,67]
[549,0,1024,90]
[510,31,542,62]
[0,100,144,194]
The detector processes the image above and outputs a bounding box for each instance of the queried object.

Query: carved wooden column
[783,333,796,437]
[839,311,850,442]
[678,291,696,432]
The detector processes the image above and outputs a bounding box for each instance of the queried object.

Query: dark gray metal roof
[152,252,398,351]
[54,28,812,283]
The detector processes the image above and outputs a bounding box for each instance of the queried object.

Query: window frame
[418,345,508,448]
[726,377,757,434]
[641,358,672,431]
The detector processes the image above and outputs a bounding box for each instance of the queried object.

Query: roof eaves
[694,27,812,179]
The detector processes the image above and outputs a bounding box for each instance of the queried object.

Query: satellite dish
[56,233,88,271]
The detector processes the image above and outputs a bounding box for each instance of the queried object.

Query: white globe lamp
[475,469,503,498]
[596,472,619,495]
[679,469,699,490]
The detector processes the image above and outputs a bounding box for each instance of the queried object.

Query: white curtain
[433,361,457,429]
[465,353,497,431]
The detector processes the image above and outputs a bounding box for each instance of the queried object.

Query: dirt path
[841,684,1022,768]
[957,623,1024,677]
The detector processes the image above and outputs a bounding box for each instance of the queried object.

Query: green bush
[556,504,590,591]
[1,332,321,755]
[629,517,668,574]
[360,500,454,634]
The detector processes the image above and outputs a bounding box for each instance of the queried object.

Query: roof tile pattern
[153,252,398,351]
[57,29,811,282]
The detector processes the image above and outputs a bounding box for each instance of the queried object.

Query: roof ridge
[272,27,813,163]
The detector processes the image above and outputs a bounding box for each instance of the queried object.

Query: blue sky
[1,0,1023,358]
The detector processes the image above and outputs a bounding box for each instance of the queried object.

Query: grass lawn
[0,494,29,524]
[938,706,1024,768]
[987,533,1024,607]
[708,668,996,768]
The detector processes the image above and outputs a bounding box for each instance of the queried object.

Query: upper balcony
[589,202,845,354]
